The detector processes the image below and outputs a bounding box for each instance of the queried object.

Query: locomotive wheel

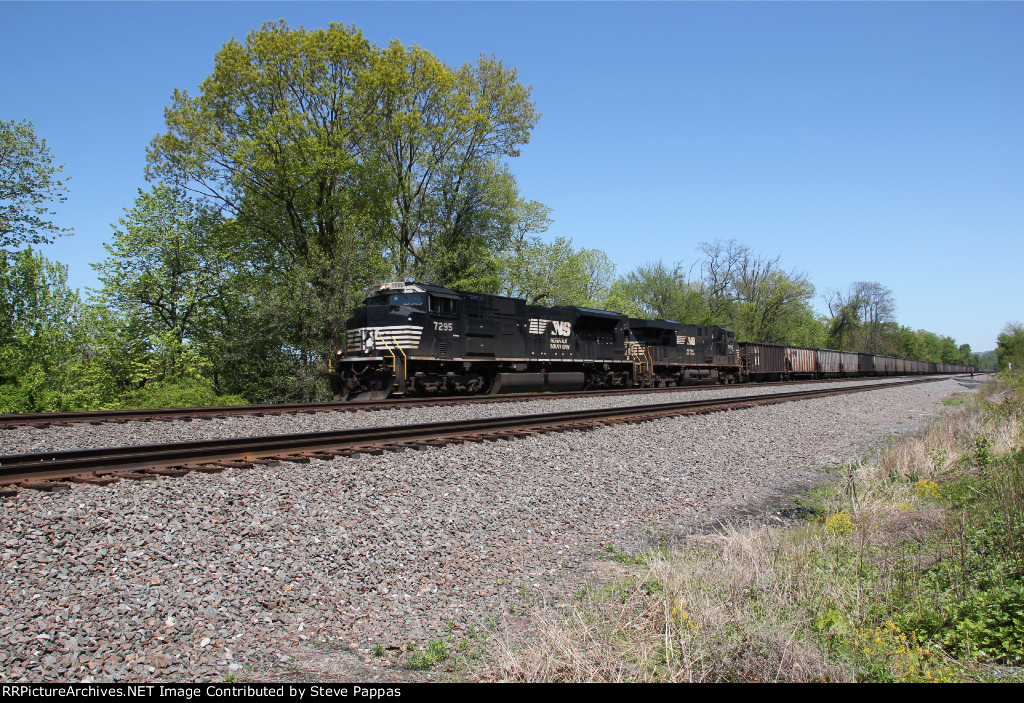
[475,372,494,396]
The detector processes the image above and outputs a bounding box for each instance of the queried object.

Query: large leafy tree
[146,21,543,369]
[92,185,237,388]
[958,344,979,368]
[364,41,540,282]
[93,185,232,347]
[90,185,291,402]
[146,21,385,351]
[0,119,71,248]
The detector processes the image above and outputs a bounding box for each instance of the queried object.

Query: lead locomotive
[329,282,741,400]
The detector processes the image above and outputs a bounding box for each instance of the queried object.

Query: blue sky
[2,1,1020,352]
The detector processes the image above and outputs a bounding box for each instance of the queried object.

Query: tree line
[0,22,1003,412]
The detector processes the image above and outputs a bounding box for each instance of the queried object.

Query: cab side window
[429,296,458,315]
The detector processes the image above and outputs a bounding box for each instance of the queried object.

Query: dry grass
[471,380,1024,683]
[852,389,1022,538]
[480,524,856,682]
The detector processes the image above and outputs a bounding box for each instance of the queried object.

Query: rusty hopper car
[788,347,817,377]
[840,351,859,376]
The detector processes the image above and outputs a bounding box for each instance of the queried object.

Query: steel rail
[0,378,943,489]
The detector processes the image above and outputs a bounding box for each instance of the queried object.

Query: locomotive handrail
[376,333,396,384]
[373,332,408,396]
[390,334,408,395]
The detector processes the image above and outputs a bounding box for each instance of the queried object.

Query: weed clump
[405,638,450,670]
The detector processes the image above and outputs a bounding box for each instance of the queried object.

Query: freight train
[328,281,975,401]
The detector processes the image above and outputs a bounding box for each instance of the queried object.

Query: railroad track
[0,376,954,429]
[0,378,943,494]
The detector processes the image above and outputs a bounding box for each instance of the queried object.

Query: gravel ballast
[0,378,969,681]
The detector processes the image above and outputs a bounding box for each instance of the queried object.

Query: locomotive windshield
[365,292,426,308]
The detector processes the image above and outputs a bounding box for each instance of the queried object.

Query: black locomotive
[329,282,974,401]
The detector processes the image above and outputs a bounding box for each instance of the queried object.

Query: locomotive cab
[342,284,432,359]
[332,282,435,399]
[333,282,495,400]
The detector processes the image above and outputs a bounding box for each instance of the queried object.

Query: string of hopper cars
[329,282,976,401]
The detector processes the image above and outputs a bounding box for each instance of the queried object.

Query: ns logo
[550,321,572,337]
[528,318,572,337]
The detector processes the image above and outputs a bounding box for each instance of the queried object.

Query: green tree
[146,21,386,350]
[485,198,551,296]
[146,21,543,358]
[785,309,830,349]
[916,329,944,362]
[978,349,998,370]
[415,160,532,292]
[496,236,614,307]
[93,186,231,348]
[0,119,71,248]
[996,322,1024,373]
[698,240,816,342]
[0,248,98,411]
[364,41,540,284]
[825,281,897,353]
[957,343,977,367]
[604,260,706,322]
[90,185,267,402]
[893,326,921,361]
[938,335,961,364]
[698,240,741,324]
[731,267,816,344]
[825,293,863,352]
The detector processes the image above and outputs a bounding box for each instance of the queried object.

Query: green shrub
[118,377,249,409]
